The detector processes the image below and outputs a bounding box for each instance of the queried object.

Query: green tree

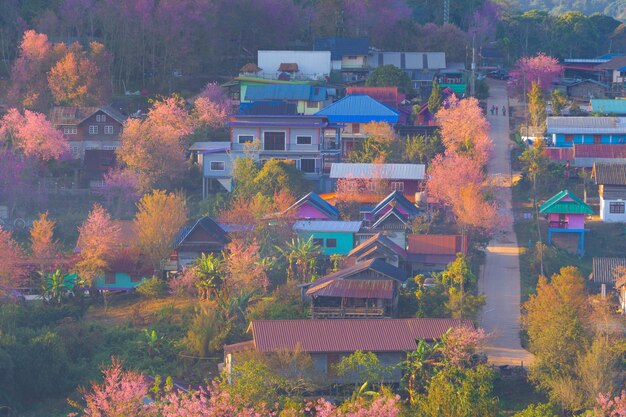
[550,89,567,116]
[528,81,546,135]
[231,156,260,199]
[519,138,549,202]
[513,403,558,417]
[275,237,321,283]
[333,350,391,387]
[402,339,441,406]
[441,254,484,319]
[41,269,75,304]
[366,64,413,93]
[402,134,444,164]
[254,159,310,198]
[428,79,443,114]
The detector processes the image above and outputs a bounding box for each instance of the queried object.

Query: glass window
[63,127,77,135]
[326,238,337,248]
[306,101,318,109]
[296,136,312,145]
[391,181,405,192]
[210,161,225,171]
[89,125,98,134]
[263,131,285,151]
[610,202,625,214]
[300,159,316,173]
[238,135,254,143]
[104,125,114,134]
[313,238,324,247]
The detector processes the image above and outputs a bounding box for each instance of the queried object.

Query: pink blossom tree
[194,82,231,129]
[441,326,488,368]
[508,53,563,95]
[595,391,626,416]
[0,108,68,160]
[426,153,485,206]
[96,168,141,218]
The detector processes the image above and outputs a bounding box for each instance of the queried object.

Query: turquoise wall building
[293,220,362,256]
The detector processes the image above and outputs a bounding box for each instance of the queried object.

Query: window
[89,125,98,134]
[594,135,602,144]
[210,161,225,171]
[565,134,574,143]
[96,114,107,122]
[70,146,79,155]
[313,238,324,247]
[326,238,337,248]
[352,123,360,134]
[391,181,405,192]
[610,202,625,214]
[296,136,312,145]
[104,125,114,134]
[300,158,316,173]
[306,101,318,109]
[63,127,77,135]
[263,131,286,150]
[104,272,116,284]
[238,135,254,144]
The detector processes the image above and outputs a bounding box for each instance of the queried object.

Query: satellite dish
[13,218,25,229]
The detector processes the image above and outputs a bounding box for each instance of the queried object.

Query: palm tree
[275,237,321,283]
[194,253,224,300]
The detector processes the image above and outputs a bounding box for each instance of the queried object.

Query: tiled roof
[293,220,362,233]
[593,163,626,185]
[314,37,369,60]
[539,190,593,215]
[278,63,299,72]
[575,144,626,158]
[285,192,340,220]
[407,234,467,256]
[330,163,425,180]
[590,99,626,114]
[307,279,395,299]
[315,95,400,123]
[175,217,229,249]
[591,257,626,284]
[245,84,327,101]
[49,105,126,126]
[546,117,626,134]
[248,318,473,353]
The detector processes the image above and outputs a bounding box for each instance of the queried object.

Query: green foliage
[512,402,558,417]
[528,82,546,134]
[414,274,448,318]
[232,157,260,199]
[194,253,224,300]
[428,79,443,114]
[181,303,226,357]
[347,135,393,163]
[402,134,444,164]
[136,276,169,299]
[333,350,391,386]
[221,358,284,408]
[550,89,567,116]
[440,254,484,319]
[246,282,306,321]
[254,159,310,198]
[475,80,489,100]
[366,64,413,94]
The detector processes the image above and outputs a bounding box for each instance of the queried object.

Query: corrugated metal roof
[368,52,446,70]
[539,190,593,214]
[285,192,340,220]
[545,147,574,162]
[314,37,369,61]
[239,101,298,115]
[293,220,362,233]
[593,163,626,185]
[249,318,473,353]
[330,163,425,180]
[596,56,626,70]
[407,234,467,256]
[348,233,407,258]
[307,279,395,299]
[575,144,626,158]
[315,95,400,123]
[310,258,407,284]
[591,99,626,114]
[245,84,327,101]
[547,117,626,134]
[592,257,626,284]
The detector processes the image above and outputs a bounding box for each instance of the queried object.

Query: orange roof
[407,234,467,256]
[278,63,299,72]
[320,192,416,204]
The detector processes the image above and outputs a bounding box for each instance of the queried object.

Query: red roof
[346,86,404,109]
[278,63,299,72]
[247,318,473,353]
[575,144,626,158]
[544,147,574,162]
[307,279,395,299]
[407,234,467,256]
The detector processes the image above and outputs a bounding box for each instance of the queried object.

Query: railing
[311,306,386,319]
[549,221,569,229]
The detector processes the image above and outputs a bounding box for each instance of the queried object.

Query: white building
[257,51,331,81]
[593,163,626,223]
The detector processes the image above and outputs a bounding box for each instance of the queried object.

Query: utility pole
[443,0,450,25]
[471,32,476,97]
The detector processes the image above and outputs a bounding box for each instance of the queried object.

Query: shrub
[136,276,169,298]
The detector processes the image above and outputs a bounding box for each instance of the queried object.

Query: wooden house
[593,163,626,223]
[302,258,407,319]
[283,192,340,221]
[345,233,407,268]
[293,220,362,256]
[169,217,230,270]
[223,318,473,384]
[539,190,593,254]
[406,234,467,274]
[330,163,426,197]
[590,257,626,311]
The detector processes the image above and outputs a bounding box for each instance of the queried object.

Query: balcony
[310,306,386,319]
[549,221,569,229]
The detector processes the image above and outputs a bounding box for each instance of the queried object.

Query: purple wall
[297,202,332,220]
[548,213,585,229]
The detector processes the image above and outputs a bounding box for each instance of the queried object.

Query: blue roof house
[316,95,400,157]
[242,84,333,115]
[546,117,626,148]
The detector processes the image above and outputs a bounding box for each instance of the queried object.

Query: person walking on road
[502,106,506,116]
[495,106,498,115]
[490,105,494,116]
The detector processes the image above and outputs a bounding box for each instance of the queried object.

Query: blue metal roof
[590,99,626,115]
[286,192,340,219]
[315,95,400,123]
[314,37,369,61]
[239,101,298,115]
[245,84,327,101]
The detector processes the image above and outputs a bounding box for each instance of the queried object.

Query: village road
[478,80,534,367]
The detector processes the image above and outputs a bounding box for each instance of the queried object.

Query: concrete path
[478,80,534,367]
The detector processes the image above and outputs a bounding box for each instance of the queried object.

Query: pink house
[283,192,340,221]
[539,190,593,254]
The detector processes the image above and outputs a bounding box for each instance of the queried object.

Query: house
[561,79,608,100]
[368,52,447,92]
[590,257,626,310]
[257,50,331,81]
[50,105,126,159]
[593,163,626,223]
[168,217,230,270]
[303,258,407,318]
[546,117,626,148]
[223,318,473,383]
[315,95,400,156]
[539,190,593,254]
[314,37,369,82]
[82,149,116,188]
[345,86,411,124]
[435,67,467,96]
[596,55,626,86]
[242,84,333,115]
[344,233,407,268]
[364,191,422,223]
[330,163,426,196]
[199,115,342,193]
[283,192,340,221]
[574,144,626,168]
[293,220,362,256]
[406,234,468,274]
[590,99,626,115]
[75,220,149,291]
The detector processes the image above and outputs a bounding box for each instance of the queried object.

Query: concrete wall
[257,51,331,79]
[297,231,355,255]
[600,198,626,222]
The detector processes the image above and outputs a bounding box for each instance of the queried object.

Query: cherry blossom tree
[96,168,140,218]
[441,326,488,368]
[508,53,563,95]
[426,153,485,206]
[0,108,68,160]
[453,184,501,236]
[30,211,59,273]
[75,204,121,285]
[224,238,268,293]
[595,391,626,416]
[0,226,25,287]
[194,82,231,129]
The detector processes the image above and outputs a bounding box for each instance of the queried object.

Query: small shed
[539,190,593,254]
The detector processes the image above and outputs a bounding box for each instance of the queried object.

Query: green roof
[539,190,593,214]
[440,83,466,94]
